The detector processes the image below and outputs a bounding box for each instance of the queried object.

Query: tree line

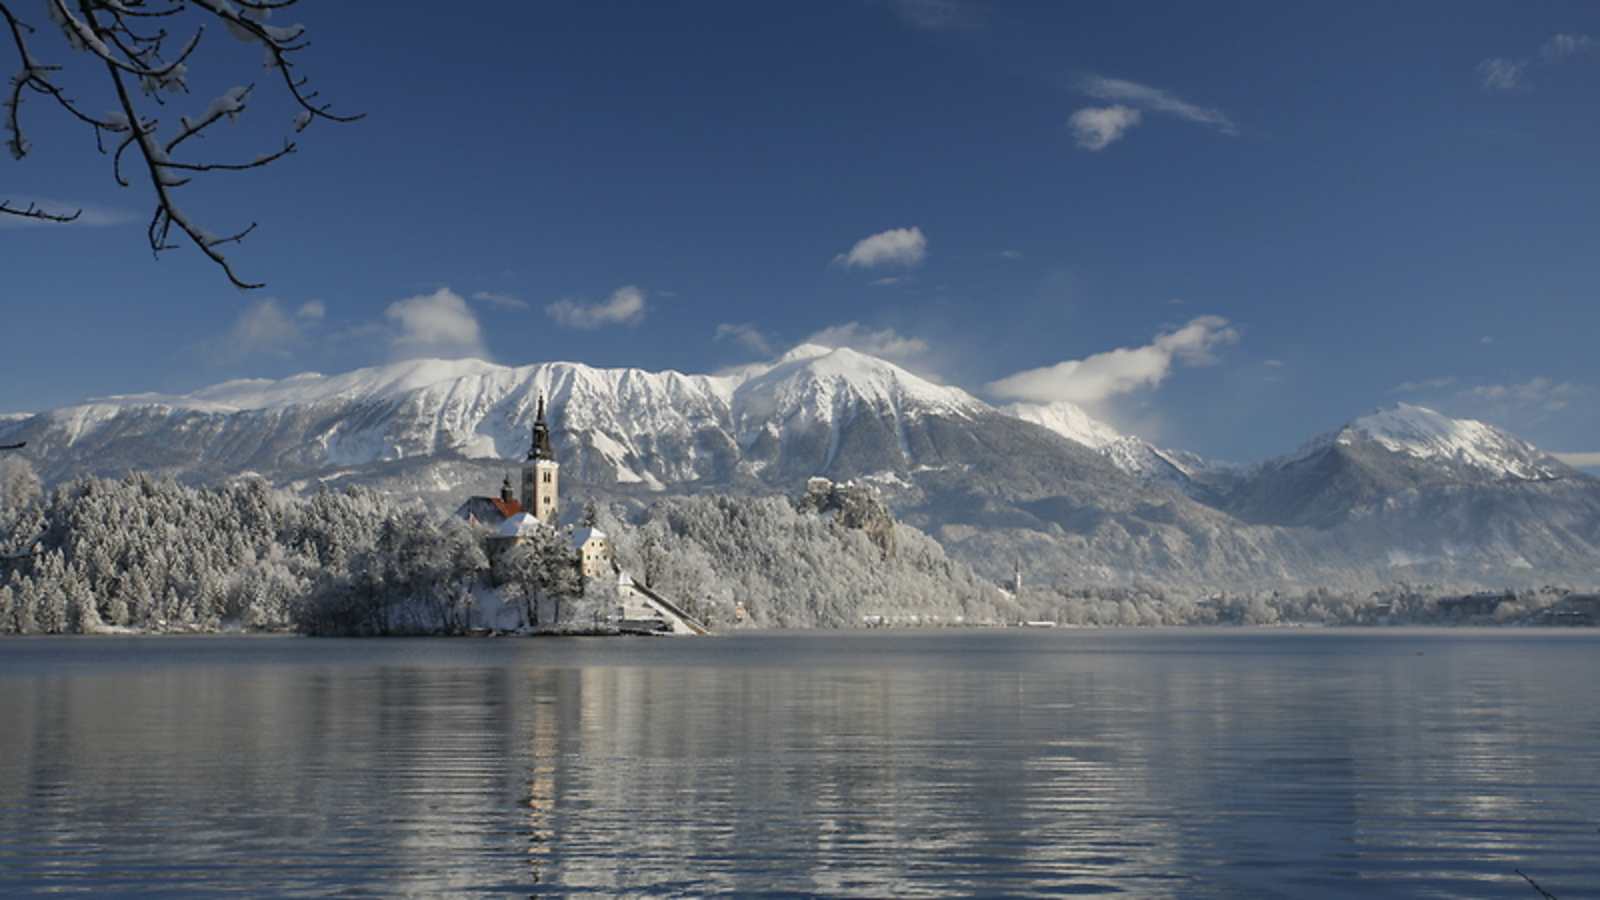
[0,458,1587,635]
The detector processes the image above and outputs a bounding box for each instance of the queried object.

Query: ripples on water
[0,630,1596,897]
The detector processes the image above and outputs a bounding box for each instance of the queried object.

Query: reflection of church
[455,396,708,635]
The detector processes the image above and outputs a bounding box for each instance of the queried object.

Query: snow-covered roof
[496,512,548,538]
[571,526,608,547]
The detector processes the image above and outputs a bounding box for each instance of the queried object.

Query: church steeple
[521,393,560,526]
[528,394,555,461]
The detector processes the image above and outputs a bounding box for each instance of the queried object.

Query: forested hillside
[0,462,1016,634]
[596,485,1015,628]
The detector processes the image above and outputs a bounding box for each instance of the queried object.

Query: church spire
[529,394,554,461]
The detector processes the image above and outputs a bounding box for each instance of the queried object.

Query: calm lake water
[1,630,1597,897]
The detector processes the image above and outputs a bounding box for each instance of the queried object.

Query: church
[454,397,707,635]
[456,395,561,533]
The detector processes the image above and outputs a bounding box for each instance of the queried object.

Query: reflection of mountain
[6,352,1600,591]
[2,634,1597,895]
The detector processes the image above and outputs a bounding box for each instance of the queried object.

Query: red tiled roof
[491,497,523,518]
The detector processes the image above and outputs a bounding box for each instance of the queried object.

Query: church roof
[456,495,522,527]
[497,512,548,539]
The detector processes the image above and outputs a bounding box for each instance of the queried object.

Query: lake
[0,629,1596,897]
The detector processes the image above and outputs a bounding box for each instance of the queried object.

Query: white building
[571,526,611,579]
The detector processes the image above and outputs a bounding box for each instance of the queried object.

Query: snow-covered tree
[494,527,581,630]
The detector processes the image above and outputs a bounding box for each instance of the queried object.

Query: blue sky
[2,0,1597,465]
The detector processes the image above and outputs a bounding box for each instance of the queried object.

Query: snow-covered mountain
[4,354,1598,592]
[1001,400,1229,492]
[1,347,995,489]
[1303,403,1567,481]
[1001,400,1123,449]
[1226,403,1585,530]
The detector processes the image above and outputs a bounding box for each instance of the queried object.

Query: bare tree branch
[0,0,360,287]
[0,199,80,221]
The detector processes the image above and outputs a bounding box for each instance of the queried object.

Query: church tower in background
[521,395,560,526]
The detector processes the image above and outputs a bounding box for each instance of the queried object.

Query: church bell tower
[521,395,560,526]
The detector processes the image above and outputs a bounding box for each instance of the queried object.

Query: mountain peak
[775,343,837,364]
[1000,400,1124,450]
[735,344,985,424]
[1333,403,1566,480]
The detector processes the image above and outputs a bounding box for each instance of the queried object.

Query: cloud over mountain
[545,285,648,329]
[802,322,929,365]
[987,315,1238,406]
[385,288,486,359]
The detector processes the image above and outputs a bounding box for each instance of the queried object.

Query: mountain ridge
[3,351,1597,593]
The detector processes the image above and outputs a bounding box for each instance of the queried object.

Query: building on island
[455,395,708,635]
[457,475,523,530]
[457,395,559,531]
[572,526,611,579]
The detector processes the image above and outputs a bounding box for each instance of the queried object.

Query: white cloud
[220,299,305,359]
[385,288,486,358]
[1554,451,1600,469]
[472,290,530,311]
[295,300,326,321]
[1541,33,1595,62]
[1393,375,1459,394]
[803,322,929,363]
[999,249,1023,260]
[1069,105,1142,151]
[714,322,773,356]
[1463,377,1581,412]
[836,226,927,269]
[1078,75,1236,135]
[545,285,648,330]
[1477,57,1527,91]
[986,315,1239,406]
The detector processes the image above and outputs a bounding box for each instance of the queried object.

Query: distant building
[1547,592,1600,626]
[1437,591,1511,619]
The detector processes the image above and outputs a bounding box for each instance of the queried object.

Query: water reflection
[0,631,1597,897]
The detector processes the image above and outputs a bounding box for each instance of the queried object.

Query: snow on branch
[0,0,360,288]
